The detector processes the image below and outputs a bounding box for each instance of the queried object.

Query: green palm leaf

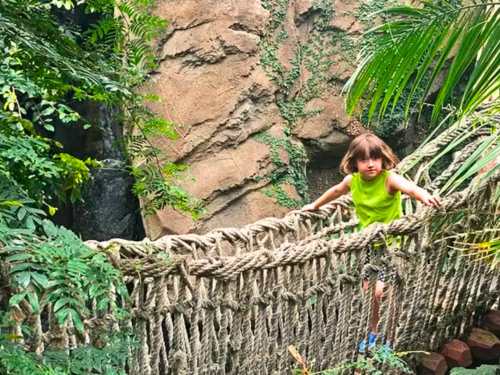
[344,1,500,124]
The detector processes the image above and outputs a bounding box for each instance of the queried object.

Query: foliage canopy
[0,0,191,372]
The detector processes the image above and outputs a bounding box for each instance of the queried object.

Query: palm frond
[448,230,500,270]
[394,101,498,203]
[345,1,500,124]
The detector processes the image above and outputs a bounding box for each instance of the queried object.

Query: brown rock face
[142,0,378,237]
[440,339,472,368]
[467,327,500,362]
[293,95,364,157]
[329,0,363,34]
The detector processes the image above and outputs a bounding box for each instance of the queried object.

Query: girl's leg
[371,280,384,333]
[362,280,384,334]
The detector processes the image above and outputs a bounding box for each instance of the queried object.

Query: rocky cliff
[142,0,391,238]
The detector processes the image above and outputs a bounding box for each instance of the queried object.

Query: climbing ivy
[259,3,334,127]
[312,0,335,31]
[330,29,357,62]
[356,0,397,27]
[258,0,337,207]
[254,131,309,208]
[260,0,289,31]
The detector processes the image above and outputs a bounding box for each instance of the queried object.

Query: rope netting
[97,176,498,375]
[13,118,500,374]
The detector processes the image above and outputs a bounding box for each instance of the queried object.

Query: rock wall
[143,0,391,238]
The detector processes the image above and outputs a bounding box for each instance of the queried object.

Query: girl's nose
[368,159,373,166]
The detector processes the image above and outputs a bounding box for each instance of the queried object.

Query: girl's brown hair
[339,133,399,174]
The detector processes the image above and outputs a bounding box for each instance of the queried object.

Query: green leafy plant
[0,207,133,374]
[255,132,309,208]
[450,365,500,375]
[0,339,62,375]
[258,0,338,207]
[291,345,414,375]
[131,163,204,218]
[0,332,133,375]
[345,1,500,123]
[1,218,128,334]
[0,0,200,220]
[0,1,178,373]
[124,97,204,218]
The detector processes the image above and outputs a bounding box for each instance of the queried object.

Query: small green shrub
[293,345,414,374]
[450,365,500,375]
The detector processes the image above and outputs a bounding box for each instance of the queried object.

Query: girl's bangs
[353,139,383,160]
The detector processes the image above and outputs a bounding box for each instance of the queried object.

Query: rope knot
[281,291,301,303]
[338,273,357,285]
[260,250,276,262]
[172,350,188,373]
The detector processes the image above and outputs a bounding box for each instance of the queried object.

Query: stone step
[418,352,448,375]
[482,310,500,337]
[441,339,473,368]
[466,327,500,362]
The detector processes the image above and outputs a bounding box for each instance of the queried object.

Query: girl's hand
[302,203,317,211]
[421,192,441,207]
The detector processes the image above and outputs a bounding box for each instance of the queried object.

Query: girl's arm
[388,173,441,207]
[303,175,352,210]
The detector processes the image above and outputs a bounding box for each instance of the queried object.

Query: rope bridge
[17,120,500,374]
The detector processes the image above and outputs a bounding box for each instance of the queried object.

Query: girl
[303,132,440,352]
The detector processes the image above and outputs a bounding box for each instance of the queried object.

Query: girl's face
[356,157,383,180]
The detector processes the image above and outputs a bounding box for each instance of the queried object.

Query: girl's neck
[360,170,385,182]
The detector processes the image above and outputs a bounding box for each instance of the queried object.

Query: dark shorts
[361,245,397,283]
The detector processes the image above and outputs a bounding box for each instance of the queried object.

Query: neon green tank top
[351,170,402,228]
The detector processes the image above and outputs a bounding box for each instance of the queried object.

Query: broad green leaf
[53,297,72,313]
[16,207,27,221]
[31,272,49,288]
[69,308,85,333]
[42,219,58,237]
[16,271,31,287]
[10,263,33,273]
[9,292,27,306]
[6,253,32,262]
[26,291,40,313]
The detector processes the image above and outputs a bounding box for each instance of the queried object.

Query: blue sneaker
[358,338,367,353]
[368,332,378,349]
[358,332,378,353]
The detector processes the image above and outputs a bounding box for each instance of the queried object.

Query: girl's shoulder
[386,169,402,181]
[342,174,353,188]
[385,170,410,194]
[385,170,400,193]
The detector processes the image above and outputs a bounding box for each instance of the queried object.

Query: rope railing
[86,117,486,261]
